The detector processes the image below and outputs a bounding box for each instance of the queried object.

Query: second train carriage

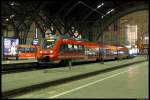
[16,45,42,59]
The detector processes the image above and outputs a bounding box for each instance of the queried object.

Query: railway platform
[2,56,148,98]
[16,60,148,99]
[2,59,37,65]
[2,59,38,70]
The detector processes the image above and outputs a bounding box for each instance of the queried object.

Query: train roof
[62,38,102,48]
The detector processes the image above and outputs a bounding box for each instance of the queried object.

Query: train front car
[37,35,59,63]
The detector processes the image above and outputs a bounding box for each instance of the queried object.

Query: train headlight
[50,50,53,53]
[40,51,43,54]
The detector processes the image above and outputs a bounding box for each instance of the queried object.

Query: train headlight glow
[50,50,53,53]
[40,51,43,54]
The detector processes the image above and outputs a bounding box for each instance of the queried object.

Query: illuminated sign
[32,39,39,45]
[3,37,19,56]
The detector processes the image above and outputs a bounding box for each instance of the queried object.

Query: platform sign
[3,37,19,57]
[32,38,39,45]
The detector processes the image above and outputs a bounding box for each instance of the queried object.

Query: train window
[99,49,103,54]
[72,45,75,52]
[74,45,78,52]
[100,49,107,54]
[61,44,68,52]
[84,47,88,54]
[104,49,108,54]
[44,38,57,49]
[68,44,72,49]
[74,45,78,49]
[82,45,85,51]
[59,44,67,52]
[89,48,92,51]
[18,48,25,52]
[67,44,74,52]
[95,48,99,53]
[24,48,30,52]
[111,50,117,54]
[84,47,87,51]
[59,45,64,52]
[78,45,83,51]
[30,48,37,53]
[118,51,124,54]
[125,51,129,54]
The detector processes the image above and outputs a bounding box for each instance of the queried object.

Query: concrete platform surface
[15,61,148,99]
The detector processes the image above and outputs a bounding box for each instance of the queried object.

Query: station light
[10,14,15,19]
[101,8,114,19]
[10,2,15,6]
[106,9,115,15]
[101,15,104,19]
[97,3,104,9]
[6,18,9,21]
[106,11,111,15]
[71,27,75,29]
[145,37,149,40]
[110,9,114,12]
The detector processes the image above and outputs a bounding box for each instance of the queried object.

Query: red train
[37,35,129,65]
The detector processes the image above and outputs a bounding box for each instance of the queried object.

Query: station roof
[2,0,146,24]
[1,0,148,44]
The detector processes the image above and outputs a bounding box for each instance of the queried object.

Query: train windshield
[44,36,58,49]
